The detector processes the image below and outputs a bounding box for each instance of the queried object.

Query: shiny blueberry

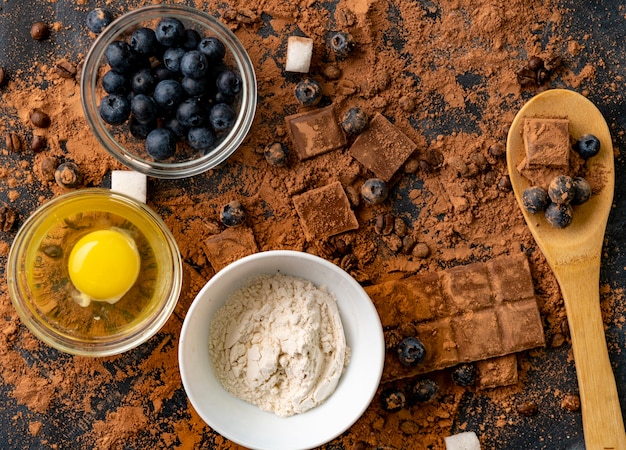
[451,363,476,387]
[153,79,184,110]
[198,37,226,62]
[182,28,202,51]
[341,106,368,134]
[181,76,211,97]
[130,27,158,57]
[214,91,234,105]
[522,186,549,214]
[216,69,242,97]
[294,78,323,106]
[163,117,187,141]
[105,41,139,74]
[86,8,114,34]
[410,379,439,403]
[545,202,574,228]
[572,177,591,205]
[130,68,155,95]
[180,50,208,79]
[145,128,176,160]
[264,142,289,167]
[329,31,354,56]
[220,200,246,227]
[209,103,236,131]
[574,134,601,159]
[548,175,575,205]
[361,178,389,205]
[187,126,216,152]
[380,387,406,412]
[101,70,129,95]
[176,97,206,128]
[99,94,130,125]
[396,336,426,367]
[128,117,155,139]
[152,64,175,82]
[163,47,186,73]
[155,17,185,47]
[130,94,158,124]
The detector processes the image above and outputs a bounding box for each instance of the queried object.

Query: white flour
[209,273,348,417]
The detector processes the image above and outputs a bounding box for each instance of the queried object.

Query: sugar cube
[110,170,147,204]
[444,431,481,450]
[285,36,313,73]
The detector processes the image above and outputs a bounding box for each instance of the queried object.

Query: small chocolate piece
[349,113,417,181]
[30,21,50,40]
[285,104,347,160]
[476,355,518,389]
[522,117,570,167]
[204,226,259,272]
[292,181,359,240]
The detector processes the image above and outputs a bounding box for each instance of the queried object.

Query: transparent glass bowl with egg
[80,4,257,179]
[6,189,183,356]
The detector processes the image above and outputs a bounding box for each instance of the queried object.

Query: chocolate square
[523,117,570,167]
[203,227,259,272]
[496,299,546,353]
[452,309,504,361]
[442,262,494,312]
[476,355,518,389]
[415,318,460,372]
[285,104,347,160]
[348,113,417,181]
[292,181,359,240]
[487,253,535,302]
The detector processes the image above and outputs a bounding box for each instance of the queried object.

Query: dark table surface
[1,1,625,449]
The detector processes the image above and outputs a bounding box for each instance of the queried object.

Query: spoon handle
[557,262,626,450]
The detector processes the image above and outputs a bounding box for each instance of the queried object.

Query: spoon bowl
[507,89,626,449]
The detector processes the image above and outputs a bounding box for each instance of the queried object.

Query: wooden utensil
[507,89,626,450]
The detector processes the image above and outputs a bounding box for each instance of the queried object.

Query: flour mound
[209,273,348,417]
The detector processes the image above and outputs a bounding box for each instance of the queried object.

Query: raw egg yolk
[68,229,141,303]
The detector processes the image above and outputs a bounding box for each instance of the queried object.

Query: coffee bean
[6,132,22,152]
[30,21,50,40]
[412,242,430,259]
[528,56,545,72]
[0,67,6,87]
[516,401,539,417]
[54,60,77,79]
[40,156,59,181]
[374,213,394,236]
[30,109,51,128]
[0,205,18,232]
[31,135,47,153]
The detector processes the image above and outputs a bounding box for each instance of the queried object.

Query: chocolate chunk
[292,181,359,240]
[203,226,259,272]
[349,113,417,181]
[523,117,570,167]
[285,104,347,160]
[476,355,518,389]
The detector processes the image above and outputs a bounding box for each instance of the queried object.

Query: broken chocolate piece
[523,117,570,167]
[285,104,347,160]
[292,181,359,240]
[476,355,518,389]
[203,226,259,272]
[349,113,417,181]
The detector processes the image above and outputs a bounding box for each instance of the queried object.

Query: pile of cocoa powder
[0,0,616,449]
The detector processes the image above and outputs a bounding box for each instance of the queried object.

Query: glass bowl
[6,189,183,356]
[80,4,257,179]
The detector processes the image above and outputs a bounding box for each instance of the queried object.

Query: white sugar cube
[111,170,147,204]
[285,36,313,73]
[445,431,481,450]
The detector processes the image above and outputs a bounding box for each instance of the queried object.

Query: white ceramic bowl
[178,250,384,450]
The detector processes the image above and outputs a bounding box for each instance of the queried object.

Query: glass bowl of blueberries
[81,4,257,179]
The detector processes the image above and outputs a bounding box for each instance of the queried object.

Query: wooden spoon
[507,89,626,450]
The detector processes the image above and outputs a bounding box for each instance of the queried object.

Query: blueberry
[163,47,186,73]
[105,41,139,74]
[163,117,187,141]
[329,31,354,56]
[130,94,158,124]
[130,27,158,57]
[396,336,426,367]
[214,91,234,105]
[182,29,202,51]
[86,8,114,34]
[522,186,549,214]
[188,126,216,152]
[155,17,185,47]
[574,134,601,159]
[145,128,176,160]
[99,94,130,125]
[380,387,406,412]
[572,176,591,205]
[128,117,156,139]
[152,63,176,82]
[176,97,206,128]
[101,70,129,95]
[198,37,226,62]
[545,202,574,228]
[294,78,323,107]
[216,69,242,97]
[264,142,289,167]
[130,68,155,95]
[209,103,236,131]
[361,178,389,205]
[451,363,476,387]
[220,200,246,227]
[341,107,368,134]
[548,175,575,205]
[410,379,439,403]
[153,79,185,110]
[180,50,209,79]
[181,76,211,97]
